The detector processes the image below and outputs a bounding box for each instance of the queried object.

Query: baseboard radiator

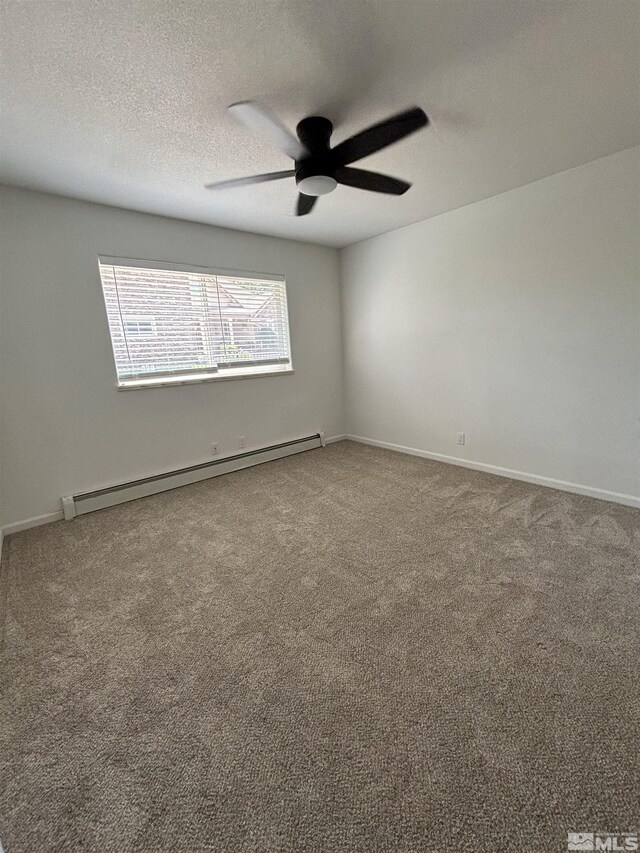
[62,432,325,520]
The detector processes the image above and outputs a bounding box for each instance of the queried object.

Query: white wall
[341,147,640,503]
[0,187,344,528]
[0,216,4,551]
[2,147,638,529]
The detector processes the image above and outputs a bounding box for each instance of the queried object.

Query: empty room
[0,2,638,852]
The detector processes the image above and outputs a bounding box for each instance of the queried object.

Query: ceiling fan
[205,102,429,215]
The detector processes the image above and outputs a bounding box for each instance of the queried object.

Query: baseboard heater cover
[62,432,325,520]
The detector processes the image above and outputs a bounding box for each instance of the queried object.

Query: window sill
[117,368,295,390]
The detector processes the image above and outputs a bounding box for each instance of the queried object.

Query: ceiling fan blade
[205,170,295,190]
[228,101,307,161]
[335,167,411,195]
[331,107,428,167]
[296,194,317,216]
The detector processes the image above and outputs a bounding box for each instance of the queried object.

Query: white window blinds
[98,258,292,387]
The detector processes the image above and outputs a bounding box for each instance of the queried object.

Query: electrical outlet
[456,432,465,446]
[239,435,246,449]
[211,442,219,456]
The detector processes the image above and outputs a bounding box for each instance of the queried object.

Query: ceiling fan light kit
[206,102,429,215]
[297,175,338,196]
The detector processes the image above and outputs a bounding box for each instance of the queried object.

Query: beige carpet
[1,440,638,853]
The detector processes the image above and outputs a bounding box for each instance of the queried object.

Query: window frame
[98,255,295,390]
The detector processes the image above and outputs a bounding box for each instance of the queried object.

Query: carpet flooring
[1,440,639,853]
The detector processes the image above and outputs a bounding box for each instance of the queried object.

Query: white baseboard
[1,433,344,540]
[346,434,640,509]
[64,433,325,519]
[2,511,65,537]
[5,433,630,541]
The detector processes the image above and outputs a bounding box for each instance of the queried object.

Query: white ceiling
[1,1,638,248]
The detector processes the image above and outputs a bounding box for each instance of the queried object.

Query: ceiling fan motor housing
[295,116,338,195]
[208,103,428,212]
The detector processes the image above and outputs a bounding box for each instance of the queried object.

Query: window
[98,257,293,388]
[123,316,156,338]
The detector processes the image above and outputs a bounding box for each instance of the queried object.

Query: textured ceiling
[0,0,638,247]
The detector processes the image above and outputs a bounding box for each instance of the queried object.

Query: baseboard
[2,511,65,537]
[63,433,326,519]
[0,433,345,539]
[346,434,640,509]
